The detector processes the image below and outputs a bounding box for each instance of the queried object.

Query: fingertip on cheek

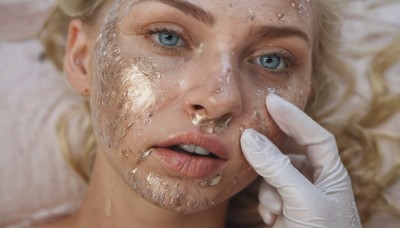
[241,128,256,137]
[266,93,287,108]
[240,129,261,152]
[266,93,302,120]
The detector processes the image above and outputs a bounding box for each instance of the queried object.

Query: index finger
[266,93,348,185]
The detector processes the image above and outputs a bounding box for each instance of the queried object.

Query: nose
[182,51,243,120]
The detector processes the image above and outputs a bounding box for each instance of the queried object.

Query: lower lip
[154,148,226,179]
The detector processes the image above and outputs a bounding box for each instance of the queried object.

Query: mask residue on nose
[192,113,232,134]
[192,113,207,126]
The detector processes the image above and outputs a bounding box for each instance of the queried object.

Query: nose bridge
[209,53,239,105]
[206,49,235,92]
[184,44,243,119]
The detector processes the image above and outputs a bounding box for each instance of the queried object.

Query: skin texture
[39,0,314,227]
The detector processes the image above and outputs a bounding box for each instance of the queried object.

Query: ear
[64,19,92,96]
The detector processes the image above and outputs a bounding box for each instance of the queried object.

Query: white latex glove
[240,93,361,228]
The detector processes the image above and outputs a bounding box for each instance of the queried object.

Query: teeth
[178,144,211,156]
[194,146,210,156]
[178,144,196,153]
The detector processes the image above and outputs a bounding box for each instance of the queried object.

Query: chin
[123,169,230,213]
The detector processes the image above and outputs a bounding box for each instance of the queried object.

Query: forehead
[209,0,314,38]
[115,0,313,29]
[95,0,315,47]
[204,0,313,19]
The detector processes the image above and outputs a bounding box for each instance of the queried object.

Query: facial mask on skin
[90,0,312,214]
[93,6,158,148]
[91,0,230,213]
[192,113,233,134]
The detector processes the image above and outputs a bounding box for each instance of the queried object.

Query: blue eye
[256,54,287,70]
[155,32,185,47]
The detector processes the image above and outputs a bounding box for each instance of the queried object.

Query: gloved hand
[240,93,361,228]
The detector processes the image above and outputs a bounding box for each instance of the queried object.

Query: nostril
[193,105,203,111]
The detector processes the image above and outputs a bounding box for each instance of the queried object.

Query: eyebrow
[131,1,309,44]
[250,25,311,46]
[136,0,215,26]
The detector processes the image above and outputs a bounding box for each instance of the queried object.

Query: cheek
[90,55,160,150]
[285,76,312,110]
[89,2,168,150]
[233,159,259,187]
[224,169,258,202]
[237,77,311,151]
[210,155,258,206]
[238,100,285,149]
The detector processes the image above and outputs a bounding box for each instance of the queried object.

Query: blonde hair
[40,0,400,226]
[335,36,400,222]
[40,0,106,182]
[40,0,105,71]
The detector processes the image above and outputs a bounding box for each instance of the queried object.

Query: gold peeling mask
[91,0,227,213]
[192,113,233,134]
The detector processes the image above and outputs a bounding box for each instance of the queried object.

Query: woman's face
[89,0,313,213]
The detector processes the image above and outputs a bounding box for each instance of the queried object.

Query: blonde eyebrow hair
[133,0,215,26]
[250,25,311,46]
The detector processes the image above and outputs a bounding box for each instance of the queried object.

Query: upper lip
[155,133,228,160]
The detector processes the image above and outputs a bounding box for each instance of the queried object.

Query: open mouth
[153,134,227,178]
[168,144,220,159]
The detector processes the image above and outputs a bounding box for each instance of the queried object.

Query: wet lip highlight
[153,133,228,178]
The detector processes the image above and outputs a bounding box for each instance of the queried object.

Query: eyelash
[145,26,191,54]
